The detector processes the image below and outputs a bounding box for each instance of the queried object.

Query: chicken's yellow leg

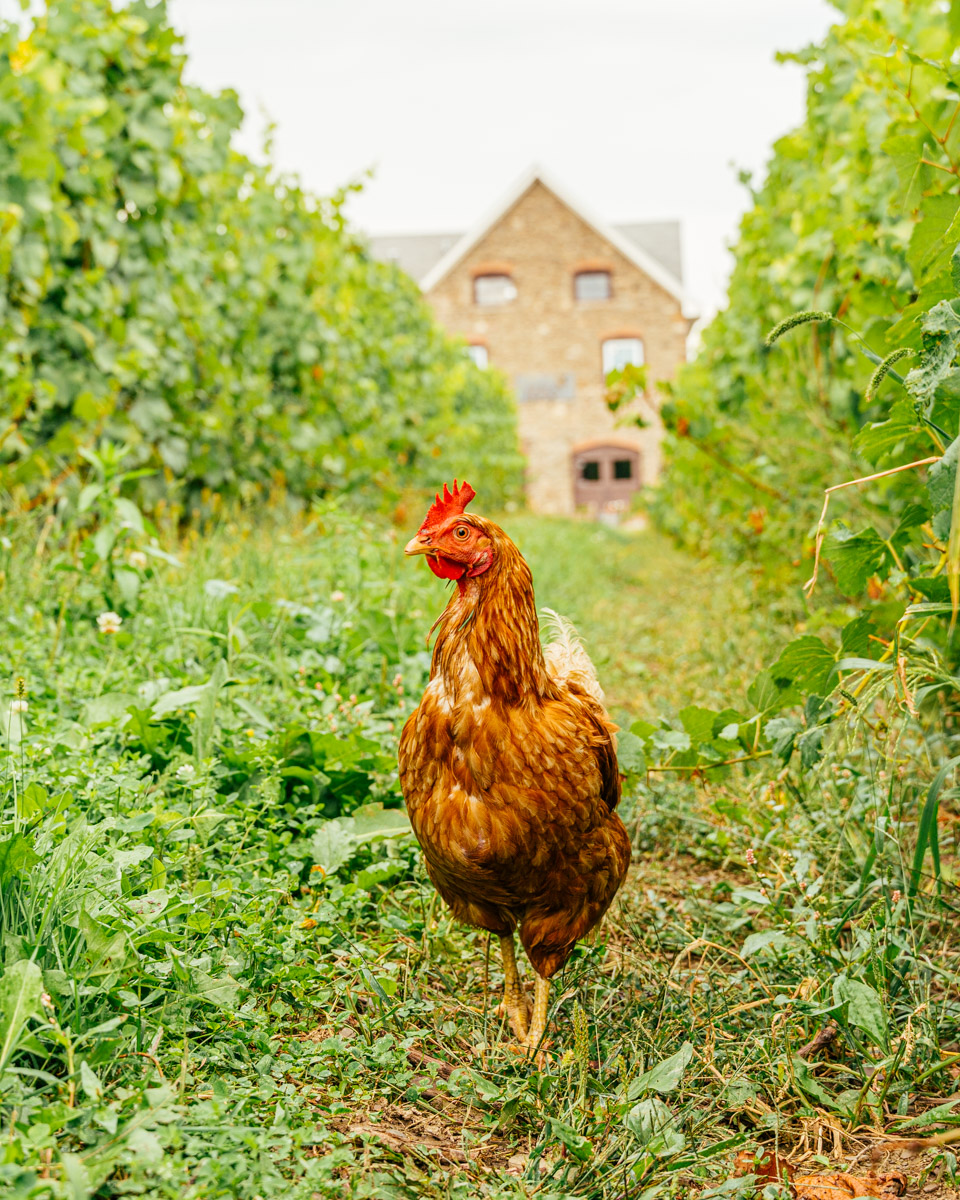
[524,974,550,1053]
[499,935,529,1040]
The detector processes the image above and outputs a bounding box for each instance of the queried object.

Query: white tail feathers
[540,607,604,703]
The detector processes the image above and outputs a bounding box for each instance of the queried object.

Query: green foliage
[2,501,959,1196]
[0,0,524,512]
[650,0,958,571]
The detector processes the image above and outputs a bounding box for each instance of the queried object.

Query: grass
[1,504,958,1199]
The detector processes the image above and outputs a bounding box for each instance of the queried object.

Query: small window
[575,271,611,301]
[613,459,633,480]
[602,336,644,377]
[474,274,517,306]
[581,460,600,481]
[466,344,488,369]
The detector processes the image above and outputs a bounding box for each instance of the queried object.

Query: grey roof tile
[368,221,683,285]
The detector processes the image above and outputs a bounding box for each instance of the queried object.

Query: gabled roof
[370,220,683,291]
[368,231,462,286]
[397,166,691,311]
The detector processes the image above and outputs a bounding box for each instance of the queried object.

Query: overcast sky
[155,3,839,317]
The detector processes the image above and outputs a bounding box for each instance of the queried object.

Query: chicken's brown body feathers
[398,521,630,979]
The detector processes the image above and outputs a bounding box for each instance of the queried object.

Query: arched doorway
[572,444,641,509]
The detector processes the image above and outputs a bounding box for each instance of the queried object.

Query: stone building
[369,168,692,515]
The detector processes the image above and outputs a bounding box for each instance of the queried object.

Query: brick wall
[425,180,689,514]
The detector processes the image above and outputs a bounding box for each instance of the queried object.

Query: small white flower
[10,699,27,714]
[128,550,148,570]
[97,611,123,635]
[176,763,196,779]
[330,590,345,603]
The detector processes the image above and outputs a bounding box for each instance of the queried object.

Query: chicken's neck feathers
[430,537,551,707]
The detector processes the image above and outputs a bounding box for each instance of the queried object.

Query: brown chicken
[398,481,631,1053]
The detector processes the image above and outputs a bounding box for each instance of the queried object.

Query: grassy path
[507,515,795,721]
[4,510,954,1199]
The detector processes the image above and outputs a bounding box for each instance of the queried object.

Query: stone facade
[375,174,690,515]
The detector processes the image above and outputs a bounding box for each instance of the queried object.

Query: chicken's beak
[404,533,434,558]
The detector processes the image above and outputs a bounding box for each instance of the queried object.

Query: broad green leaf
[628,1042,693,1096]
[80,1060,103,1101]
[853,401,919,465]
[834,976,888,1047]
[79,908,128,975]
[81,693,137,729]
[746,668,781,714]
[616,730,646,774]
[678,706,720,745]
[791,1054,832,1104]
[928,436,960,512]
[740,930,791,957]
[349,803,412,843]
[825,525,888,595]
[192,969,242,1010]
[905,301,960,415]
[764,716,801,762]
[882,132,930,211]
[0,833,41,886]
[311,820,355,876]
[624,1096,686,1156]
[151,683,214,719]
[0,960,44,1072]
[769,635,835,694]
[544,1117,593,1162]
[798,725,827,769]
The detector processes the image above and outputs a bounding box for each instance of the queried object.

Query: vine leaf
[825,526,888,595]
[904,300,960,416]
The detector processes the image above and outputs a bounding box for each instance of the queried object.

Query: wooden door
[572,445,641,509]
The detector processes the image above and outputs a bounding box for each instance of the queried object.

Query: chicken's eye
[454,526,469,540]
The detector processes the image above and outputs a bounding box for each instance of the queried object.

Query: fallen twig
[798,1022,840,1060]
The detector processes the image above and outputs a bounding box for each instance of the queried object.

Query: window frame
[473,273,517,307]
[465,343,488,369]
[601,336,645,379]
[574,270,612,302]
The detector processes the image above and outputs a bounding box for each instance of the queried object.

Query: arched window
[466,344,488,368]
[574,270,611,301]
[601,336,644,378]
[473,274,517,306]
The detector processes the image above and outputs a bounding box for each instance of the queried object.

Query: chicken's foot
[524,975,550,1055]
[499,935,529,1040]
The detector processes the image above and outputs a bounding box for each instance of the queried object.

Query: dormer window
[575,270,611,301]
[601,336,644,377]
[466,344,488,368]
[473,274,517,306]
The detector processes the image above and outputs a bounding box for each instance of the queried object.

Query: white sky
[13,0,841,319]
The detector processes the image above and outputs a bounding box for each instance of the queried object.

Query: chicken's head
[405,480,495,583]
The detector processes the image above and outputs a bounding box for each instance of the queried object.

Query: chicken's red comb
[418,480,476,534]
